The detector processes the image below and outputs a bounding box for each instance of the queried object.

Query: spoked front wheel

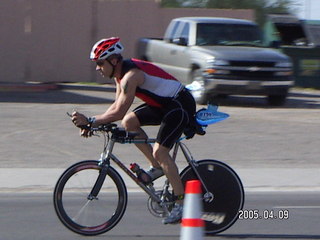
[180,159,244,235]
[53,160,127,236]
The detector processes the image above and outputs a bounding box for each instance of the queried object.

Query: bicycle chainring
[147,190,174,218]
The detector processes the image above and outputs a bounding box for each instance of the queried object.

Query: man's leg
[121,112,161,169]
[154,143,184,224]
[153,143,184,204]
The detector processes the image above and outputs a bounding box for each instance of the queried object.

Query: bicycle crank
[147,190,174,218]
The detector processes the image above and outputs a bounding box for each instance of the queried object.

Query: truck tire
[267,94,287,106]
[190,69,209,105]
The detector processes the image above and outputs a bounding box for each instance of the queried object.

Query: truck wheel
[267,94,287,106]
[190,70,208,105]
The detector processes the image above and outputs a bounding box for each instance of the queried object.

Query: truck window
[165,21,181,42]
[180,23,190,41]
[196,23,263,46]
[170,23,190,46]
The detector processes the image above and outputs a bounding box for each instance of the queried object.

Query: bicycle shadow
[216,233,320,239]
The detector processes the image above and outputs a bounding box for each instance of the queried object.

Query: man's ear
[109,56,120,66]
[111,58,118,65]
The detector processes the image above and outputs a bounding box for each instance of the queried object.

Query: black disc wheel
[180,159,244,235]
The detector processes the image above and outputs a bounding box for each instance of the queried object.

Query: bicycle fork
[87,164,108,200]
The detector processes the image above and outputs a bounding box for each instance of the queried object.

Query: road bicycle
[53,105,244,236]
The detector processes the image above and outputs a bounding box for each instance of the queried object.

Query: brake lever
[66,112,72,118]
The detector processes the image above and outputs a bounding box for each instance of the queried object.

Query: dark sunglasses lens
[96,60,105,66]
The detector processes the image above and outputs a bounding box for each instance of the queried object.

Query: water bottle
[130,163,151,183]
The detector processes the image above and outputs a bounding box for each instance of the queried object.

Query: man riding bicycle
[71,37,196,224]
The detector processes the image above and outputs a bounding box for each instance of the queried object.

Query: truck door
[165,22,191,83]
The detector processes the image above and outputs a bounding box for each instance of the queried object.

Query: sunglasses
[96,60,105,66]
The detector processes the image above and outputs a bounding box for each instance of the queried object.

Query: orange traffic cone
[180,180,204,240]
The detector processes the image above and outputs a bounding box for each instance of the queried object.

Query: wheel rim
[54,161,127,235]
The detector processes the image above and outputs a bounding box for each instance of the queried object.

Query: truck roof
[173,17,256,25]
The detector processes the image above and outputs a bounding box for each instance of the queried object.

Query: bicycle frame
[89,129,212,207]
[99,136,162,202]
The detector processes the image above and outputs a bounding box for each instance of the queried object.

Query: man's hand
[80,128,93,138]
[71,111,93,138]
[71,111,89,127]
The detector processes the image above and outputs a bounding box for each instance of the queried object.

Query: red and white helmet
[90,37,124,61]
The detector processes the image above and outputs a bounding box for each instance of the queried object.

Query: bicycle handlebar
[90,123,143,143]
[67,113,207,142]
[90,123,118,133]
[67,104,231,142]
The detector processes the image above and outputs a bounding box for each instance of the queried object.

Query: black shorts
[133,88,196,149]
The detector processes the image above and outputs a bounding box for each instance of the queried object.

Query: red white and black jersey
[120,58,184,107]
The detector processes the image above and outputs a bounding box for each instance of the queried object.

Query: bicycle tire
[180,159,244,235]
[53,160,127,236]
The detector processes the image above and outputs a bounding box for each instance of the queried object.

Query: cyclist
[71,37,196,224]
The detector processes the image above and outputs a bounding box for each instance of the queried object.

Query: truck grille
[211,61,291,81]
[229,61,275,67]
[229,70,275,80]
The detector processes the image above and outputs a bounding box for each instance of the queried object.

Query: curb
[0,168,319,193]
[0,82,59,92]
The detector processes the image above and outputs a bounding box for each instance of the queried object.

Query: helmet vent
[100,52,108,58]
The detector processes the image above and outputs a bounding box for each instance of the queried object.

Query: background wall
[0,0,254,83]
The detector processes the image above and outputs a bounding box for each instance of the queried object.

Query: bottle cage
[196,104,229,126]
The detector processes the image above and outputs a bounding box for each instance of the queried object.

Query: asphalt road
[0,85,319,190]
[1,85,320,169]
[1,192,320,240]
[0,84,320,239]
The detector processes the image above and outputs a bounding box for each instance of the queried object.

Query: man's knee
[121,113,140,130]
[153,144,170,163]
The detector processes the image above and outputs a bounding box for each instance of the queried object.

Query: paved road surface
[0,85,319,192]
[0,84,319,239]
[1,192,320,240]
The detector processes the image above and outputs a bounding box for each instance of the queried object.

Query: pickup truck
[136,17,294,105]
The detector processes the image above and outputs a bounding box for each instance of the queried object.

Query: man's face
[95,59,113,78]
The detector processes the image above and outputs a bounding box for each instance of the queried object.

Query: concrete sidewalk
[1,167,319,193]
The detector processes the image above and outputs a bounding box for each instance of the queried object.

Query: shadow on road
[0,84,115,104]
[208,90,320,109]
[1,84,319,109]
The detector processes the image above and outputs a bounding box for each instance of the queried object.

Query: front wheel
[53,160,128,236]
[180,159,244,235]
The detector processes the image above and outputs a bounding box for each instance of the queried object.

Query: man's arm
[103,80,121,115]
[93,69,143,125]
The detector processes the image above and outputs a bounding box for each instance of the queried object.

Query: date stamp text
[238,209,289,220]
